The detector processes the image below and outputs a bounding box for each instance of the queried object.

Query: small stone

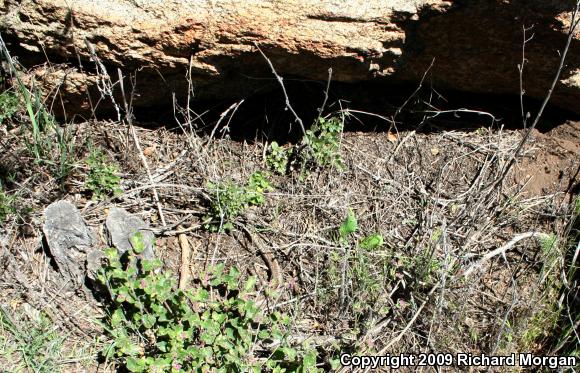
[43,201,95,287]
[106,207,155,259]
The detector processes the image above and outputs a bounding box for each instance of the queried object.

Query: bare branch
[318,68,333,117]
[254,43,307,137]
[463,231,549,277]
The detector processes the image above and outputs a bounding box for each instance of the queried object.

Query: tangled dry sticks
[1,111,577,371]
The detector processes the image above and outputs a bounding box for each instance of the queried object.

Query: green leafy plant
[322,209,389,328]
[301,116,344,170]
[540,233,558,257]
[97,233,319,372]
[411,252,441,285]
[0,90,19,125]
[359,234,384,250]
[266,141,289,175]
[85,148,122,200]
[0,185,15,222]
[538,197,580,356]
[266,115,345,176]
[338,208,358,244]
[520,306,560,351]
[204,171,273,231]
[247,171,272,205]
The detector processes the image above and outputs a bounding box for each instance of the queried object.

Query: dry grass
[1,110,577,371]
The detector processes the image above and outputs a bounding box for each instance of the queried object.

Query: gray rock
[43,201,95,287]
[105,207,155,259]
[86,249,105,282]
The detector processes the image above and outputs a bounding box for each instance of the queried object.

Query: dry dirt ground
[0,115,578,372]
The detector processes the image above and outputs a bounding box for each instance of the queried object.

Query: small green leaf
[228,266,240,279]
[141,259,162,272]
[222,221,234,232]
[302,349,317,367]
[142,314,156,329]
[330,357,341,370]
[339,208,357,240]
[111,308,126,327]
[130,232,147,254]
[104,247,119,260]
[282,346,297,361]
[243,276,257,292]
[359,233,384,250]
[212,311,227,324]
[126,357,147,372]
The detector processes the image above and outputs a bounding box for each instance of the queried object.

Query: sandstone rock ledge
[1,0,579,115]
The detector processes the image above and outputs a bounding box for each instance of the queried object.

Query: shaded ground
[0,111,578,371]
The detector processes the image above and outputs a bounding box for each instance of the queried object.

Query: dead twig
[178,227,194,290]
[518,24,535,129]
[84,39,122,121]
[239,224,282,289]
[421,109,497,125]
[209,99,245,141]
[394,58,435,120]
[463,231,549,277]
[318,68,333,117]
[254,43,307,138]
[388,130,416,163]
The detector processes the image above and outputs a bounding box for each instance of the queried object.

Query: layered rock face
[1,0,579,115]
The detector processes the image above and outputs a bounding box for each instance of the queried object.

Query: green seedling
[266,141,289,175]
[266,115,345,176]
[204,171,273,232]
[0,186,15,222]
[0,90,18,125]
[85,148,121,200]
